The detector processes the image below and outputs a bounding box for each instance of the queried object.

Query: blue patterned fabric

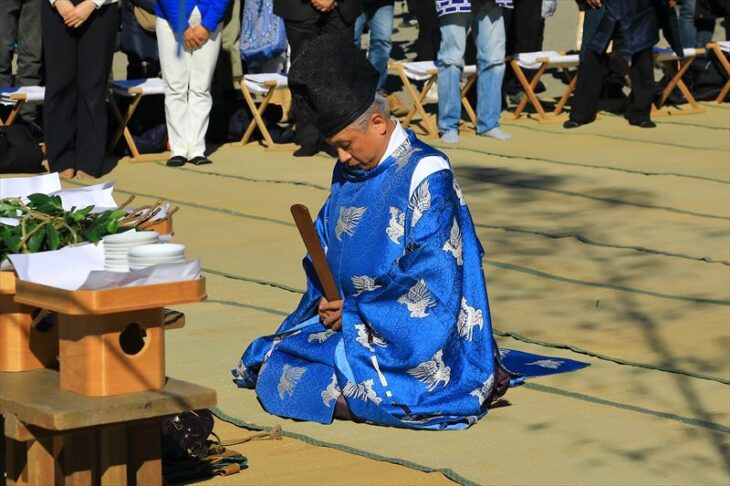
[239,0,287,62]
[233,130,508,430]
[499,349,589,379]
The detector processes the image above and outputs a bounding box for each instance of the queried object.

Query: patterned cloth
[436,0,513,17]
[233,126,504,430]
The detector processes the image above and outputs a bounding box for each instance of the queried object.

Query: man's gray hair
[349,94,389,131]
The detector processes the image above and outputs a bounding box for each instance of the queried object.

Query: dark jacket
[577,0,682,57]
[273,0,364,23]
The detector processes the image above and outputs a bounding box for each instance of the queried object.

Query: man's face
[327,113,388,171]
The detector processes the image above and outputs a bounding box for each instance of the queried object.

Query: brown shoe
[387,94,410,117]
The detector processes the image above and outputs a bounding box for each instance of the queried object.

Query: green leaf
[3,228,21,253]
[27,226,46,253]
[27,194,64,215]
[47,224,60,250]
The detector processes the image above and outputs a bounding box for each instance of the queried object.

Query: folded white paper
[0,173,62,199]
[80,259,201,290]
[8,243,105,291]
[52,181,117,213]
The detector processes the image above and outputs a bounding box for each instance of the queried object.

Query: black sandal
[189,156,212,166]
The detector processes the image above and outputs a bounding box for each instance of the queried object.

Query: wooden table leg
[100,425,127,486]
[26,435,58,485]
[62,429,96,486]
[4,437,27,486]
[127,419,162,486]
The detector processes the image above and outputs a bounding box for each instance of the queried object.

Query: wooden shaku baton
[290,204,341,302]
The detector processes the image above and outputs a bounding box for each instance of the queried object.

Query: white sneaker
[440,130,460,144]
[481,127,511,141]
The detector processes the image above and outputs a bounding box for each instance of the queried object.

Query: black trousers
[570,46,655,124]
[41,0,119,176]
[284,9,354,149]
[503,0,545,95]
[407,0,440,61]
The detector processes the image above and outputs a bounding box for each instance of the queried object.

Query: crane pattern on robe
[233,128,504,430]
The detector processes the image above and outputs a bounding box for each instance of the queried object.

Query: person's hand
[54,0,75,18]
[64,0,96,28]
[318,297,344,331]
[311,0,336,12]
[183,26,201,50]
[668,0,678,8]
[191,24,210,45]
[586,0,602,8]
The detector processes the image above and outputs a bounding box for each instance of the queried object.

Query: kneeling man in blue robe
[233,33,510,430]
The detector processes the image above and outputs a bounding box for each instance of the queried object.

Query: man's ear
[371,112,388,135]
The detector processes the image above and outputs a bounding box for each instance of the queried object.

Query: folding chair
[509,51,580,123]
[390,61,477,138]
[0,86,45,127]
[652,47,707,116]
[238,73,290,149]
[707,41,730,103]
[108,78,167,162]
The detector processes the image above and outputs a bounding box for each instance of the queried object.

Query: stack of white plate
[103,231,159,272]
[128,243,186,271]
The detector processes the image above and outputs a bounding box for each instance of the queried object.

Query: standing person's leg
[16,0,43,122]
[625,47,656,127]
[188,21,223,162]
[41,0,78,177]
[678,0,699,47]
[473,2,509,139]
[285,13,326,156]
[75,3,119,178]
[0,0,20,87]
[365,1,394,92]
[412,0,440,61]
[219,0,242,91]
[437,13,469,142]
[565,47,606,126]
[353,7,368,46]
[157,17,192,164]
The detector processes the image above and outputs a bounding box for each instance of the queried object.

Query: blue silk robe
[233,127,503,430]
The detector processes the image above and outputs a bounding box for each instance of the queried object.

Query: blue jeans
[354,1,394,92]
[437,5,505,134]
[678,0,714,48]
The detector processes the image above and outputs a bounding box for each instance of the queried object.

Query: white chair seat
[716,41,730,53]
[243,73,288,95]
[401,61,476,81]
[653,47,701,61]
[516,50,565,69]
[0,86,45,106]
[110,78,165,97]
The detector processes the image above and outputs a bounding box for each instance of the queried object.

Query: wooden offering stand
[0,271,57,373]
[13,278,206,397]
[1,277,215,485]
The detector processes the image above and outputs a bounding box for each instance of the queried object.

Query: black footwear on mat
[166,156,187,167]
[628,119,656,128]
[563,120,582,129]
[293,145,319,157]
[189,156,212,165]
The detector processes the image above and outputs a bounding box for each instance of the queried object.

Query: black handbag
[0,124,45,174]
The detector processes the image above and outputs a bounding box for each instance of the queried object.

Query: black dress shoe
[189,156,212,165]
[293,145,319,157]
[563,120,582,129]
[166,156,187,167]
[628,119,656,128]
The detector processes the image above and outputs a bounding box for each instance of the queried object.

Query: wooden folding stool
[390,61,477,138]
[652,47,707,116]
[707,41,730,103]
[0,86,45,127]
[509,51,580,123]
[238,73,290,149]
[108,78,168,162]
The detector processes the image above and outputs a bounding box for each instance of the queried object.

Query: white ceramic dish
[103,231,159,244]
[128,244,185,258]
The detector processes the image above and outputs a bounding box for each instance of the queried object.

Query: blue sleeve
[201,0,230,32]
